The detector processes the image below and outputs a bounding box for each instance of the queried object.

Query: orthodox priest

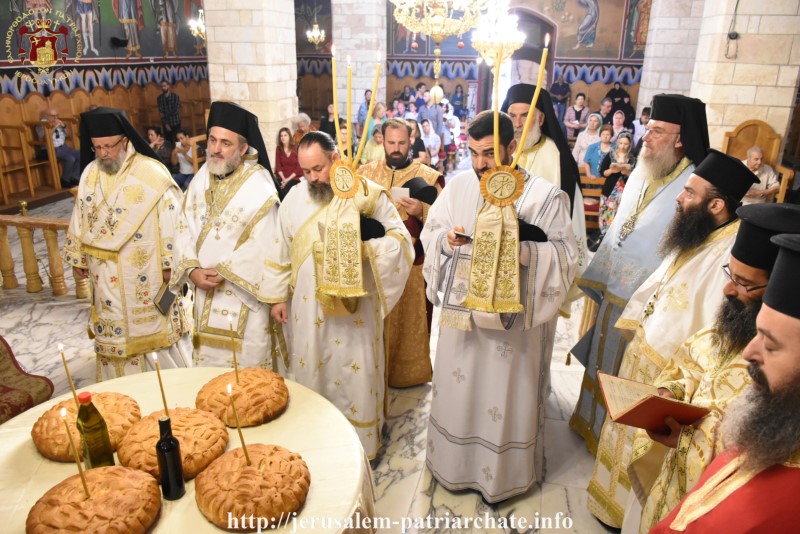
[652,233,800,532]
[357,118,443,387]
[570,94,710,452]
[63,107,189,380]
[270,132,412,459]
[501,83,587,309]
[625,203,800,533]
[172,101,282,369]
[586,149,758,527]
[421,110,578,502]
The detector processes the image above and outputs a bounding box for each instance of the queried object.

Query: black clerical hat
[402,177,438,205]
[650,94,710,165]
[79,107,158,171]
[207,101,273,174]
[763,234,800,319]
[501,83,578,214]
[732,204,800,271]
[694,149,758,202]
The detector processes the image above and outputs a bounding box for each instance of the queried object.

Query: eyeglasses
[722,264,768,293]
[643,127,679,139]
[90,137,126,153]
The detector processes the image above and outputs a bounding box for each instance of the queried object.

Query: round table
[0,367,375,532]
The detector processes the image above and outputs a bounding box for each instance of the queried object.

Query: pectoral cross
[643,297,656,319]
[619,214,638,241]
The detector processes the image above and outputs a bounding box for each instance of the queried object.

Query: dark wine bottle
[156,416,185,500]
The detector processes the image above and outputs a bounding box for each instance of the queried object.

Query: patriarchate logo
[6,10,82,85]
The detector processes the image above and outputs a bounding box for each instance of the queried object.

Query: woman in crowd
[275,127,303,199]
[450,84,466,119]
[563,92,588,138]
[170,129,194,190]
[360,126,385,165]
[610,109,630,142]
[572,112,602,166]
[406,101,419,121]
[319,103,338,140]
[605,81,630,106]
[598,131,635,235]
[147,126,174,172]
[582,124,613,181]
[408,119,429,165]
[363,102,387,142]
[292,113,313,144]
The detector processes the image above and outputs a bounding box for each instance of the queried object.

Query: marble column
[331,0,387,134]
[204,0,298,167]
[691,0,800,147]
[638,0,705,114]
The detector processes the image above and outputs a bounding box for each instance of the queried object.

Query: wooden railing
[0,204,88,298]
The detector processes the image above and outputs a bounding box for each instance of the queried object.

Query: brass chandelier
[391,0,490,81]
[472,0,525,71]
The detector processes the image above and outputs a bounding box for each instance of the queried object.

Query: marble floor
[0,197,612,533]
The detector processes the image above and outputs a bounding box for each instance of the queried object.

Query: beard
[713,296,762,357]
[515,120,542,151]
[96,149,127,175]
[659,200,718,257]
[638,143,681,180]
[308,181,334,203]
[385,149,410,168]
[721,367,800,472]
[207,152,242,176]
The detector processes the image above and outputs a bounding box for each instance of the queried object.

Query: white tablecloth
[0,367,375,532]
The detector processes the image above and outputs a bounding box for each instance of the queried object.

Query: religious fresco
[622,0,651,60]
[1,0,208,96]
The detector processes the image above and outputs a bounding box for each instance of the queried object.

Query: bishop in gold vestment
[357,118,443,387]
[63,107,189,380]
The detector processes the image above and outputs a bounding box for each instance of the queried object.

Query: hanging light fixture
[188,8,207,43]
[391,0,490,83]
[306,1,326,50]
[471,0,525,71]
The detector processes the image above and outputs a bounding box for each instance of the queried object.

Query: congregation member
[407,119,429,165]
[417,90,443,142]
[146,126,174,171]
[597,97,613,125]
[501,83,586,315]
[564,92,589,138]
[610,109,630,142]
[586,149,758,527]
[275,126,303,199]
[631,106,651,146]
[419,119,441,170]
[359,126,385,165]
[652,233,800,532]
[598,131,635,235]
[63,107,189,380]
[420,110,578,502]
[318,103,338,140]
[36,108,81,188]
[625,203,800,533]
[571,112,602,166]
[172,101,283,369]
[270,131,412,460]
[156,80,181,142]
[583,124,613,181]
[356,89,372,138]
[358,118,443,387]
[170,129,194,190]
[292,113,313,145]
[549,74,571,130]
[741,145,780,204]
[570,94,710,454]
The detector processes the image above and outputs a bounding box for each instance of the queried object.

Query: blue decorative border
[554,63,642,86]
[297,58,332,77]
[0,63,208,99]
[387,60,479,80]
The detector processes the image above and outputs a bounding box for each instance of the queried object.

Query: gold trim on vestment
[197,163,259,251]
[234,195,278,250]
[290,203,328,288]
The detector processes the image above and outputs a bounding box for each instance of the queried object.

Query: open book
[597,372,710,433]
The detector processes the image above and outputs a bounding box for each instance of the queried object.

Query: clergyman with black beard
[356,119,443,387]
[650,232,800,533]
[625,203,800,533]
[587,149,756,531]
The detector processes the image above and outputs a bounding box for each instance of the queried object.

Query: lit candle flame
[61,407,67,418]
[545,33,551,47]
[152,352,158,363]
[346,54,351,67]
[227,383,232,396]
[228,315,233,325]
[331,44,335,57]
[58,343,64,351]
[376,49,381,62]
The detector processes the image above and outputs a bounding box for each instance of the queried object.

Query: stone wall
[637,0,705,114]
[331,0,387,134]
[691,0,800,148]
[205,0,298,164]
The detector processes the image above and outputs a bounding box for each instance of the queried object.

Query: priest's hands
[190,268,224,291]
[396,197,423,217]
[162,269,171,284]
[72,266,88,278]
[518,220,548,242]
[646,415,682,449]
[360,215,386,240]
[271,302,288,324]
[447,225,471,248]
